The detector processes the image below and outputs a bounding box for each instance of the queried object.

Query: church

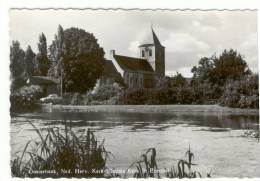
[108,28,165,88]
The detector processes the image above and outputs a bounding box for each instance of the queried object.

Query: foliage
[220,74,259,108]
[10,85,44,112]
[70,93,84,105]
[10,41,26,92]
[171,72,187,87]
[191,57,214,83]
[24,46,36,78]
[48,25,65,78]
[84,79,122,105]
[11,121,110,178]
[192,50,251,86]
[210,49,251,85]
[35,33,50,76]
[48,26,105,93]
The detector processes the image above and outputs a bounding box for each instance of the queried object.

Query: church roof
[152,28,162,46]
[104,59,124,83]
[113,54,154,73]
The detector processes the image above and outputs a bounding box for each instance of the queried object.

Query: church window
[149,49,152,56]
[142,50,145,57]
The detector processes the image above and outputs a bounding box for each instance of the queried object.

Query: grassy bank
[42,104,259,114]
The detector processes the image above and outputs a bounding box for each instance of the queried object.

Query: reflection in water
[11,110,260,178]
[14,111,259,132]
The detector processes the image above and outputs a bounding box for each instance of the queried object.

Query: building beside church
[109,28,165,88]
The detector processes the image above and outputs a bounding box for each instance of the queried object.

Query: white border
[0,0,259,180]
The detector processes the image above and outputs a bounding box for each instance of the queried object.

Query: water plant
[124,148,160,178]
[125,145,211,178]
[11,121,110,178]
[11,122,212,178]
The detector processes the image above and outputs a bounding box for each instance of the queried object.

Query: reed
[11,122,212,178]
[11,121,110,178]
[124,147,160,178]
[125,145,211,178]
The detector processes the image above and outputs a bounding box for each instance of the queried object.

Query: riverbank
[42,104,259,114]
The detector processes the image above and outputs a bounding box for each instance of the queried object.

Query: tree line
[10,25,105,94]
[121,49,258,108]
[10,25,259,110]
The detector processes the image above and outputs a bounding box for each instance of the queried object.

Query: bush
[10,85,44,112]
[84,79,122,105]
[220,75,259,108]
[70,93,84,105]
[120,87,196,105]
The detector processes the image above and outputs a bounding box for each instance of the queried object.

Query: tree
[191,57,214,83]
[192,49,251,86]
[35,33,50,76]
[24,45,36,78]
[49,27,105,93]
[48,25,65,78]
[10,40,25,92]
[171,72,187,87]
[209,49,251,85]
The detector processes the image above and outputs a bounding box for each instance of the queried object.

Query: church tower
[138,28,165,76]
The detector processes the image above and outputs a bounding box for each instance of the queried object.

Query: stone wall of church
[155,46,165,76]
[123,71,156,89]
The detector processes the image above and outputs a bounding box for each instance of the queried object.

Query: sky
[9,9,258,77]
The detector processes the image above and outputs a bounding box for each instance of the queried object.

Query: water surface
[11,106,260,177]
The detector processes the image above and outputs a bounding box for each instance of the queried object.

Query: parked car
[40,94,62,104]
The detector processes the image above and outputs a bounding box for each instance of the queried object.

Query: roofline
[114,54,147,61]
[113,54,155,73]
[122,69,158,74]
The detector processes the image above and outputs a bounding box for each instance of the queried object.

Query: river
[10,105,260,178]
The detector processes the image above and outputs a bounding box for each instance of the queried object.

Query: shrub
[10,85,44,112]
[220,74,259,108]
[84,79,122,105]
[70,93,84,105]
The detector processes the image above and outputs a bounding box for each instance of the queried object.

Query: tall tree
[24,45,36,78]
[48,25,65,78]
[210,49,251,85]
[10,41,25,92]
[49,27,105,93]
[35,33,50,76]
[192,49,251,86]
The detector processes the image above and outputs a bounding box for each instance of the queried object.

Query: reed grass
[11,121,110,178]
[125,145,211,178]
[11,122,212,178]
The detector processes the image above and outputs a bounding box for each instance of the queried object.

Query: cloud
[163,32,210,53]
[10,10,258,77]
